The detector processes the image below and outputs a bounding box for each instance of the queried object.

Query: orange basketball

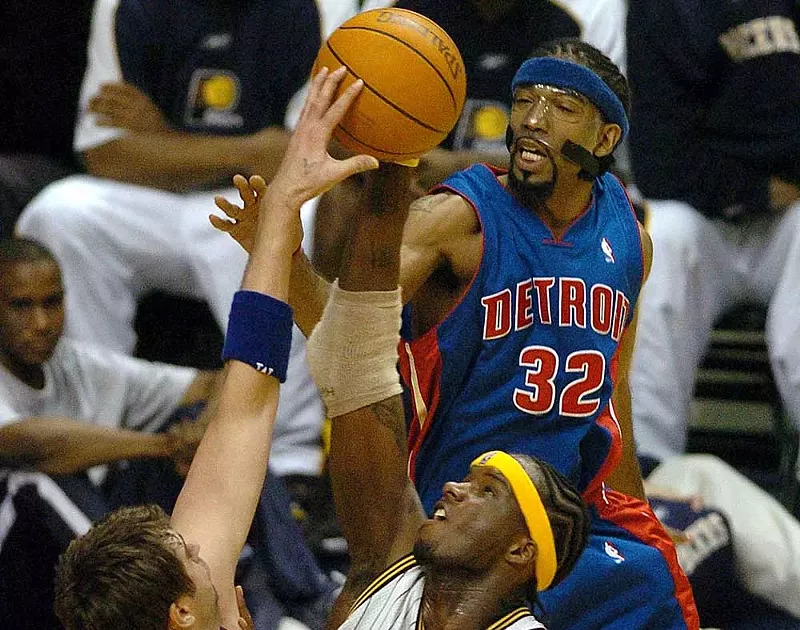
[313,8,467,162]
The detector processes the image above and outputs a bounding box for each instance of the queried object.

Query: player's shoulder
[409,191,479,235]
[410,190,469,214]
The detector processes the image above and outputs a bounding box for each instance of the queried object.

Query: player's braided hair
[529,37,630,176]
[513,454,590,596]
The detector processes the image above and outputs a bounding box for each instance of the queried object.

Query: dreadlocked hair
[513,454,590,598]
[529,37,630,175]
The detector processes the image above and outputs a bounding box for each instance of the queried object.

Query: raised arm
[216,175,474,338]
[169,67,378,626]
[306,165,433,627]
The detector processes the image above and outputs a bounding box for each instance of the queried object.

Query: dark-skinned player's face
[414,465,531,572]
[0,260,64,367]
[506,84,605,207]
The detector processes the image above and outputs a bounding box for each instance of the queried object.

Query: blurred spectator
[627,0,800,462]
[646,454,800,628]
[0,238,214,629]
[313,0,627,280]
[15,0,327,482]
[0,237,338,630]
[0,0,94,235]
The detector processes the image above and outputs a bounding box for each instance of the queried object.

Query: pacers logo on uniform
[452,99,510,152]
[185,69,243,129]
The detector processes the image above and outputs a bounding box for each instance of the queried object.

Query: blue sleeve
[627,0,770,216]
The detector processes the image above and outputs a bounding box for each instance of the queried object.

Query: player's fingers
[322,78,364,131]
[209,213,235,232]
[301,66,330,122]
[249,175,268,198]
[317,66,348,112]
[332,154,380,185]
[213,195,242,217]
[233,174,256,207]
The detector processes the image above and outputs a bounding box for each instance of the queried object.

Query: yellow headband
[471,450,557,591]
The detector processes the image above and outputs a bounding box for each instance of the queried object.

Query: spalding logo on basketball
[313,8,467,162]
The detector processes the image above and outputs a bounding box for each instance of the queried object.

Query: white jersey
[0,338,196,482]
[339,555,546,630]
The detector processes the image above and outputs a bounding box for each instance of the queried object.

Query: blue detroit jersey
[115,0,321,134]
[400,164,644,513]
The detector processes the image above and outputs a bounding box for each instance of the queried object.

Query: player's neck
[500,173,594,240]
[535,179,594,241]
[420,567,523,629]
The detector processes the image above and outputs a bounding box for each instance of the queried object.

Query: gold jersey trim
[348,554,418,615]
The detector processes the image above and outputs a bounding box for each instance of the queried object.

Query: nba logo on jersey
[604,541,625,564]
[601,237,615,263]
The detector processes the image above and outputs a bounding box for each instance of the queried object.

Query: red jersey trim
[590,487,701,630]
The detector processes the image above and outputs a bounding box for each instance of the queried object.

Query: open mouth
[514,139,552,171]
[432,502,446,521]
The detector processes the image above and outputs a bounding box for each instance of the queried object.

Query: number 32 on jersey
[514,346,606,417]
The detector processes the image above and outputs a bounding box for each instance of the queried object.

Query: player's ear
[505,534,536,568]
[593,122,622,158]
[168,597,196,628]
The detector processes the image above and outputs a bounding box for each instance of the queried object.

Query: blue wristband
[222,291,293,382]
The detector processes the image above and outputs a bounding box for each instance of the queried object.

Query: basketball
[313,8,467,162]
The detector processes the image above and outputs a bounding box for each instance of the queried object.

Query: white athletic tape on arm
[306,280,403,418]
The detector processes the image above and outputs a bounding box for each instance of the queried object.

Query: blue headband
[511,57,629,140]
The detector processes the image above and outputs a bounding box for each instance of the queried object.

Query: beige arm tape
[306,280,403,418]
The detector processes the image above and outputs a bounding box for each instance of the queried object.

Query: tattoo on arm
[369,397,407,454]
[410,195,440,214]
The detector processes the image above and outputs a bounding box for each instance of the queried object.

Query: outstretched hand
[211,174,267,254]
[271,66,380,206]
[210,67,379,253]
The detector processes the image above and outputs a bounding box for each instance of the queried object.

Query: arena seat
[689,305,799,512]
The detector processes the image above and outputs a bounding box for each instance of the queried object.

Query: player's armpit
[400,192,479,301]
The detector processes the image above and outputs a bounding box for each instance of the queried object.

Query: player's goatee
[507,161,556,212]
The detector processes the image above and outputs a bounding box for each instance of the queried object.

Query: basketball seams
[325,39,448,135]
[334,122,418,156]
[335,25,458,112]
